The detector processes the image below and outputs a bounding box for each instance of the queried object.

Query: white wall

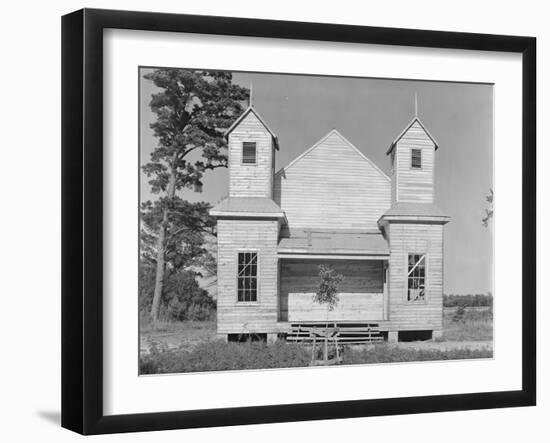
[0,1,546,442]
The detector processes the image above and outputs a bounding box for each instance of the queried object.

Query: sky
[140,68,493,295]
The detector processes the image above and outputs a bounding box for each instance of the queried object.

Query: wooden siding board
[384,223,444,330]
[288,293,384,322]
[274,131,391,229]
[217,219,279,333]
[229,112,274,198]
[392,121,436,204]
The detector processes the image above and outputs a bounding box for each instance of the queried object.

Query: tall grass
[344,344,492,365]
[442,307,493,341]
[140,339,492,374]
[140,340,311,374]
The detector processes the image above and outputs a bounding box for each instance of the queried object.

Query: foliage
[139,263,215,321]
[343,344,492,365]
[313,265,344,311]
[140,199,215,271]
[140,340,310,374]
[482,188,494,227]
[139,339,492,374]
[443,293,493,307]
[143,69,249,192]
[452,305,467,323]
[142,68,248,321]
[443,307,493,341]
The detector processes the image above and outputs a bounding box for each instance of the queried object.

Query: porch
[277,229,390,324]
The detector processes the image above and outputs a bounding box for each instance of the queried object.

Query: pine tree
[142,69,249,323]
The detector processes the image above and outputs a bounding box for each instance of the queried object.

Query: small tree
[314,265,343,311]
[313,265,344,362]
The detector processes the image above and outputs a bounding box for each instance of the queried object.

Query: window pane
[237,252,258,302]
[243,142,257,164]
[411,149,422,168]
[408,253,426,301]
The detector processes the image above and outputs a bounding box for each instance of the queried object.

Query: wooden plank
[288,293,384,322]
[273,130,391,230]
[229,111,274,198]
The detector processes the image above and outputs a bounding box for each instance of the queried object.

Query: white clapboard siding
[383,223,444,330]
[229,112,274,198]
[273,130,391,230]
[216,219,279,334]
[288,293,384,322]
[393,121,436,204]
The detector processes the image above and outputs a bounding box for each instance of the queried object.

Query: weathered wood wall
[216,218,279,334]
[393,121,435,204]
[384,223,444,331]
[279,259,384,321]
[273,130,391,229]
[228,111,274,198]
[287,293,384,322]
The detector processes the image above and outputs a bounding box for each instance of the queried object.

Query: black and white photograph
[138,68,494,374]
[1,1,545,440]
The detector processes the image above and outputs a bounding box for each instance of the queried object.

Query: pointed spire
[249,83,254,108]
[414,92,418,117]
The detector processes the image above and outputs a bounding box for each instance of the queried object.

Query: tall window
[411,148,422,169]
[238,252,258,302]
[242,142,257,164]
[407,254,426,301]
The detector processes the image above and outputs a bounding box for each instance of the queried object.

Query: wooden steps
[285,322,385,344]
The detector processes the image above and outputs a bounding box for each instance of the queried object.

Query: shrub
[443,293,493,308]
[443,306,493,341]
[452,305,466,322]
[139,265,216,321]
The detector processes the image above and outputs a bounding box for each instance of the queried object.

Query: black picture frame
[61,8,536,435]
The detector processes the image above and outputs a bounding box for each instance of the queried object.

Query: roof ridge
[387,116,439,154]
[275,129,390,182]
[224,106,280,150]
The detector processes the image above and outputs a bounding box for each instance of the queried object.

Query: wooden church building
[210,101,450,344]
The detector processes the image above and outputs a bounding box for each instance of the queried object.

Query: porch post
[277,257,281,321]
[383,260,389,320]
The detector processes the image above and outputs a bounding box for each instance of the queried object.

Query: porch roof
[210,197,285,218]
[278,229,389,257]
[378,202,450,225]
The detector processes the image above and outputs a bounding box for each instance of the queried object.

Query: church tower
[210,100,283,342]
[387,116,438,204]
[379,110,450,343]
[224,104,279,199]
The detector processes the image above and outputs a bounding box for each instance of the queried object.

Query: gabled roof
[278,229,389,256]
[275,128,390,181]
[209,197,285,218]
[224,106,279,150]
[386,117,439,155]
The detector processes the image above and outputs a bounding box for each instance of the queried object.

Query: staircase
[285,322,385,345]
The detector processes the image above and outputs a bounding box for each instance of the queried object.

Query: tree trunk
[150,154,178,324]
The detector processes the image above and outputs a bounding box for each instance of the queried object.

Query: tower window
[242,142,257,164]
[407,254,426,302]
[411,148,422,169]
[237,252,258,302]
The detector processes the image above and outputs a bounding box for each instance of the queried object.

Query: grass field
[139,307,493,374]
